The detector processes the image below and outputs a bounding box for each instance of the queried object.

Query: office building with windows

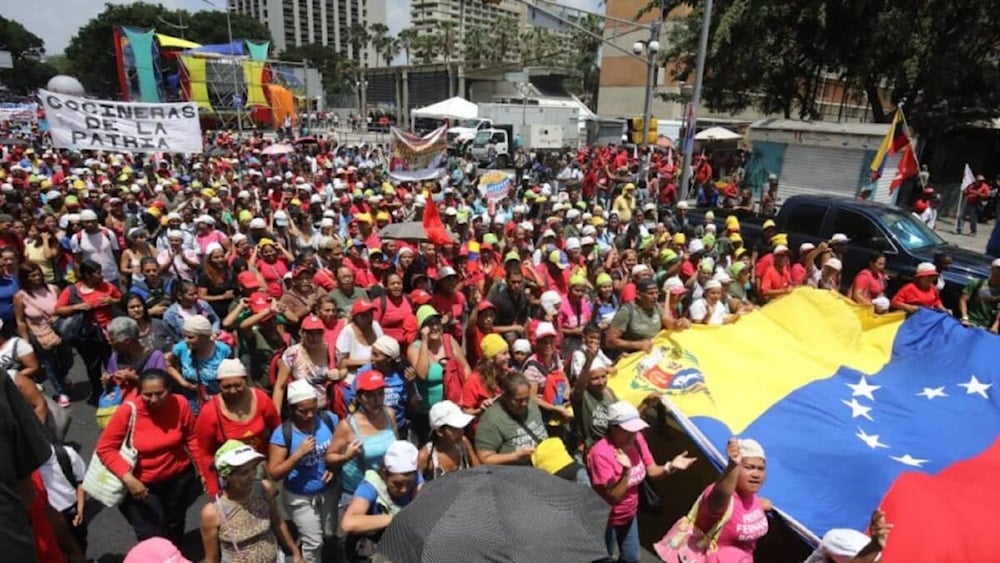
[230,0,387,66]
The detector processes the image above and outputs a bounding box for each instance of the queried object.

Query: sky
[7,0,603,56]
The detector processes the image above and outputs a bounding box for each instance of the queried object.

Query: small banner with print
[478,170,513,203]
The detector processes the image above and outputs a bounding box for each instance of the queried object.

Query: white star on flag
[958,375,992,399]
[842,398,874,421]
[916,387,948,400]
[856,427,889,449]
[847,376,881,401]
[890,454,929,468]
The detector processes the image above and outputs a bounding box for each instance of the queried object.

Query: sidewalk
[933,216,993,254]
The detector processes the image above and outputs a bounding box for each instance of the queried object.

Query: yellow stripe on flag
[870,109,902,177]
[607,288,901,435]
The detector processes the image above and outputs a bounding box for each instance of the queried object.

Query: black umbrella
[377,465,610,563]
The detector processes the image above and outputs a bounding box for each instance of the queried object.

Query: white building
[230,0,387,66]
[410,0,525,61]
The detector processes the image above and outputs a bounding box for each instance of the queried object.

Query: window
[831,209,881,247]
[491,132,505,143]
[879,210,945,252]
[782,203,827,238]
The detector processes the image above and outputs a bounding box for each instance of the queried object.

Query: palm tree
[369,22,389,66]
[463,26,489,68]
[413,34,438,65]
[490,16,520,63]
[346,22,371,64]
[440,21,458,63]
[398,27,418,65]
[382,37,400,67]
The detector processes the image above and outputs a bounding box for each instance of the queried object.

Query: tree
[412,34,439,65]
[0,16,57,95]
[463,26,490,68]
[369,22,390,67]
[566,14,604,109]
[489,16,521,64]
[440,21,458,63]
[346,22,371,65]
[278,43,355,95]
[43,54,72,75]
[654,0,1000,133]
[64,2,272,99]
[397,28,418,66]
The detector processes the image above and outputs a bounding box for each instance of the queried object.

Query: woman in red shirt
[250,239,291,299]
[851,252,887,307]
[891,262,945,314]
[461,333,509,418]
[194,358,281,498]
[54,259,121,405]
[95,368,201,545]
[374,273,417,347]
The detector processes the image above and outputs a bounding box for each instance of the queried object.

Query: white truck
[447,103,580,153]
[469,123,566,167]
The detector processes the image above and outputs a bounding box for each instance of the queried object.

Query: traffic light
[629,116,658,144]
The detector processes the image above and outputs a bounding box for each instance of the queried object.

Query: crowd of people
[5,119,989,563]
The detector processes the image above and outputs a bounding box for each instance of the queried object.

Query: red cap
[291,265,315,278]
[301,314,324,331]
[355,369,386,392]
[351,299,377,316]
[249,292,271,314]
[238,270,261,289]
[480,242,494,251]
[409,289,432,305]
[476,300,496,312]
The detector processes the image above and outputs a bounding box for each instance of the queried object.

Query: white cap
[512,338,532,354]
[216,358,247,379]
[643,202,656,211]
[799,242,815,253]
[829,233,850,244]
[704,279,722,291]
[429,400,474,431]
[184,316,213,336]
[249,218,267,229]
[310,194,323,204]
[581,236,596,246]
[713,272,732,284]
[872,296,891,312]
[566,208,581,220]
[438,266,458,279]
[80,209,98,222]
[631,264,651,276]
[824,258,843,271]
[383,440,419,473]
[166,212,182,221]
[196,214,215,225]
[804,529,872,563]
[371,335,401,359]
[286,379,317,405]
[663,276,687,295]
[273,210,289,226]
[991,257,1000,268]
[688,239,705,254]
[738,438,766,460]
[582,225,597,236]
[915,262,938,276]
[535,321,558,339]
[773,245,789,254]
[607,401,649,432]
[565,237,581,251]
[676,201,689,210]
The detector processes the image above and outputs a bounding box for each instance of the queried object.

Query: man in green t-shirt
[606,277,676,357]
[475,373,548,466]
[959,259,1000,332]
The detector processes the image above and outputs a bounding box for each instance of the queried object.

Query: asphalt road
[59,357,207,563]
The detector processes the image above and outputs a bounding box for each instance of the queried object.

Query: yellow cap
[480,334,508,359]
[770,233,788,246]
[531,437,575,475]
[763,219,777,229]
[258,238,276,247]
[375,211,390,222]
[355,213,372,224]
[672,232,687,245]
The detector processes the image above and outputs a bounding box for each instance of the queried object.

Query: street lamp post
[679,0,714,199]
[355,77,369,131]
[633,22,661,179]
[202,0,241,131]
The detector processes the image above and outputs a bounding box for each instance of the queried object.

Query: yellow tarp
[179,55,213,111]
[265,84,297,127]
[156,33,202,50]
[608,288,902,435]
[242,60,269,108]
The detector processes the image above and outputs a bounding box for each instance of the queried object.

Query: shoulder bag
[653,492,735,563]
[83,401,139,508]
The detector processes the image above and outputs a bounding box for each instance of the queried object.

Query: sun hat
[183,316,213,336]
[915,262,938,277]
[429,400,475,431]
[217,358,247,379]
[607,401,649,432]
[214,439,264,477]
[481,333,509,359]
[383,440,419,473]
[824,258,843,271]
[286,379,316,405]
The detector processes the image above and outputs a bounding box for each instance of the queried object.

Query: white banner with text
[38,89,203,153]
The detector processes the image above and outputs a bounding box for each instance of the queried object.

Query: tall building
[230,0,387,66]
[410,0,525,62]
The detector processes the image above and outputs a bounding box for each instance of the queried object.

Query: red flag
[879,438,1000,562]
[889,144,917,194]
[422,200,452,246]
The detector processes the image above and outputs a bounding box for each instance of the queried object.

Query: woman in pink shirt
[587,401,696,563]
[558,274,592,360]
[695,438,770,562]
[850,253,887,307]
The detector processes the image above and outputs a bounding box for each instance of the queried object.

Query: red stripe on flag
[889,145,917,194]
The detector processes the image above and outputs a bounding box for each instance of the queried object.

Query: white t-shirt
[0,336,32,379]
[39,445,86,511]
[689,298,729,325]
[570,348,614,379]
[335,321,384,371]
[71,228,120,282]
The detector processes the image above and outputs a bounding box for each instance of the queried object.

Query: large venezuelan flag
[609,288,1000,561]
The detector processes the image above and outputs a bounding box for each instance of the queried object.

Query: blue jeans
[957,203,980,234]
[603,516,640,563]
[38,343,73,396]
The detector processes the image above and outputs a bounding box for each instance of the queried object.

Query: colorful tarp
[479,171,513,203]
[390,126,448,171]
[609,288,1000,559]
[155,33,201,50]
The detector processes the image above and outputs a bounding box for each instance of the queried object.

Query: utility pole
[679,0,713,199]
[638,21,661,179]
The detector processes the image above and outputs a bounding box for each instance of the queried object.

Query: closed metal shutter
[779,145,867,201]
[871,152,902,205]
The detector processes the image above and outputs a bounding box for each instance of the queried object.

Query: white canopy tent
[695,126,742,141]
[411,97,479,120]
